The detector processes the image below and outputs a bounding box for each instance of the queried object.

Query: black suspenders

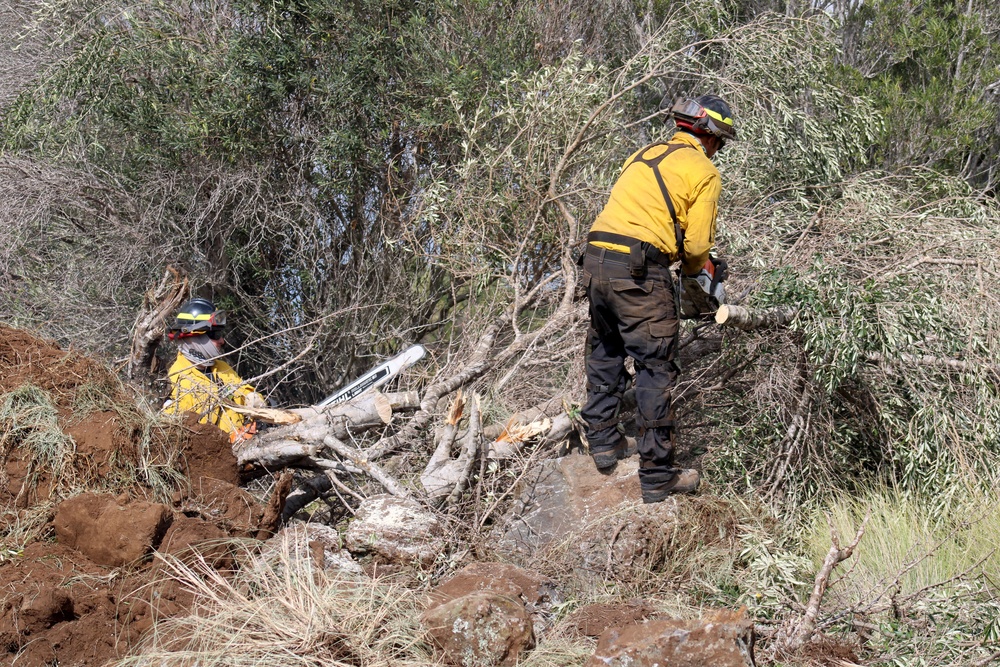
[623,142,694,263]
[583,142,695,278]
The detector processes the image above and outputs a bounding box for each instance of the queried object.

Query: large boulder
[344,494,444,567]
[54,493,172,566]
[421,591,535,667]
[585,608,755,667]
[497,453,642,556]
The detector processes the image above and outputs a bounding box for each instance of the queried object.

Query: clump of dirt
[177,413,240,486]
[0,324,267,665]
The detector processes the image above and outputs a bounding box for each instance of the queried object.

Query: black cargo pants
[580,246,681,485]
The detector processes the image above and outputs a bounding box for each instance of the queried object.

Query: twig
[322,435,411,498]
[782,206,824,262]
[865,351,1000,375]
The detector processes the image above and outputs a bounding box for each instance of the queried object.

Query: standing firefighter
[580,95,735,503]
[163,297,265,444]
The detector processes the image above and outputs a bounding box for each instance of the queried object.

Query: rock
[497,453,642,557]
[421,591,535,667]
[428,562,561,638]
[265,522,364,575]
[493,453,733,584]
[54,493,173,567]
[562,599,658,638]
[585,608,755,667]
[344,495,444,568]
[429,562,559,608]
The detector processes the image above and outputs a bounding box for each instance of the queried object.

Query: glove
[679,257,727,320]
[229,421,258,445]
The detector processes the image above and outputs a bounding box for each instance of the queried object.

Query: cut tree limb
[445,392,482,506]
[225,403,302,425]
[715,304,798,330]
[235,391,398,466]
[235,439,323,467]
[420,392,466,497]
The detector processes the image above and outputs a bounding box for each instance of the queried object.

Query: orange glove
[229,421,258,445]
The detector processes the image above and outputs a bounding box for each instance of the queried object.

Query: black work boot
[640,469,701,503]
[590,436,638,471]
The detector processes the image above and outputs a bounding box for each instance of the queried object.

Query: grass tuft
[0,384,75,483]
[114,533,434,666]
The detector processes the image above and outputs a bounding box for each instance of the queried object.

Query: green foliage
[839,0,1000,187]
[711,168,1000,499]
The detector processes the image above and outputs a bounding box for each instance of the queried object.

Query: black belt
[584,231,675,277]
[585,244,630,264]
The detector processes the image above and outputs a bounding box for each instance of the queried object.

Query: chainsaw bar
[316,344,426,408]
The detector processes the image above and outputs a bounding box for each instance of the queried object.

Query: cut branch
[445,392,482,506]
[716,304,799,330]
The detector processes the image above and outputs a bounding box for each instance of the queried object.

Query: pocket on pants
[647,319,679,361]
[610,277,654,317]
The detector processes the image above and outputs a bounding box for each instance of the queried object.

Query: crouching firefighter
[162,298,266,445]
[580,95,735,503]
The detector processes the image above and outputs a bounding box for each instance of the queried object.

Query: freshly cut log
[715,304,798,330]
[235,439,322,467]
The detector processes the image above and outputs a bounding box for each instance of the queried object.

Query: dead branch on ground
[784,511,869,651]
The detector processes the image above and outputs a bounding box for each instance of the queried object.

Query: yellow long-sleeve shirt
[163,352,261,437]
[590,131,721,275]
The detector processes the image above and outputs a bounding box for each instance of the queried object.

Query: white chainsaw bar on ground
[315,344,426,408]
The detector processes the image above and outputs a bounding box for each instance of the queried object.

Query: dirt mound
[0,326,101,399]
[0,324,263,665]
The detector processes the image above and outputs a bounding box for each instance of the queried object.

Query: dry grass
[115,533,435,666]
[0,384,76,486]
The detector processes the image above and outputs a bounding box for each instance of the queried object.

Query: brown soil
[561,600,659,638]
[0,325,267,666]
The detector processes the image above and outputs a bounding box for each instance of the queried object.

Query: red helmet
[670,95,737,142]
